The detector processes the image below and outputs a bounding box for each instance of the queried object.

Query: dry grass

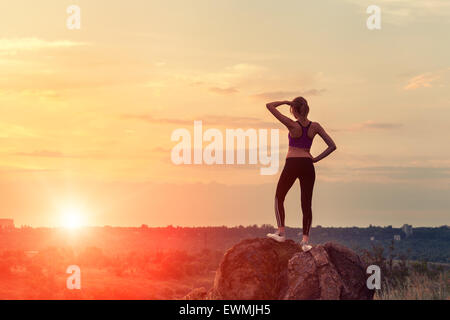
[375,271,449,300]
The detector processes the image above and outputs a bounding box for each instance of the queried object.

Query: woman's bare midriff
[286,146,313,159]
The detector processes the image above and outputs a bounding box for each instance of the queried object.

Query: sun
[61,207,84,229]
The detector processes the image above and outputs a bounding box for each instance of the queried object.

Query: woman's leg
[274,159,297,234]
[299,159,316,242]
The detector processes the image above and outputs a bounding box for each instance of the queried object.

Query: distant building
[394,234,401,241]
[401,224,413,237]
[0,219,14,229]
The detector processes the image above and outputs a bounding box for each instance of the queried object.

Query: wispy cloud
[0,38,88,55]
[13,150,71,158]
[151,146,172,154]
[121,114,277,128]
[356,121,403,130]
[252,89,326,101]
[353,165,450,180]
[333,120,403,132]
[20,89,61,100]
[403,68,450,90]
[11,149,120,159]
[0,166,57,173]
[208,86,239,95]
[178,63,266,89]
[0,122,39,138]
[404,73,439,90]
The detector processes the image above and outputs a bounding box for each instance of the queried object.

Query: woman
[266,97,336,252]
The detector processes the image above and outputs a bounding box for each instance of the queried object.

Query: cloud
[20,89,61,100]
[357,121,403,130]
[302,88,327,96]
[151,146,173,154]
[0,165,58,173]
[252,89,326,101]
[121,114,193,125]
[404,72,440,90]
[334,120,403,132]
[0,39,154,92]
[403,68,450,90]
[0,38,88,54]
[353,166,450,180]
[208,87,238,95]
[13,150,69,158]
[225,63,266,75]
[176,63,266,89]
[121,114,278,128]
[0,123,38,138]
[11,150,115,159]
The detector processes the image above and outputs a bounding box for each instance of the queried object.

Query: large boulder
[284,242,374,299]
[184,238,374,300]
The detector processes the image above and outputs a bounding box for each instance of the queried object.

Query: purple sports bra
[288,121,313,149]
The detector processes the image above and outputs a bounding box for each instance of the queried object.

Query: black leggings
[274,157,315,236]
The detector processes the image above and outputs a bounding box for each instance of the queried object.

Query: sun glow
[61,207,84,229]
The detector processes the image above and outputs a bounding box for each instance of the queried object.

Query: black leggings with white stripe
[274,157,315,236]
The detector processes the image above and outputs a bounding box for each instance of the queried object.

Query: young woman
[266,97,336,252]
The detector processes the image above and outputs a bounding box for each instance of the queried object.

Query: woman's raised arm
[266,100,296,129]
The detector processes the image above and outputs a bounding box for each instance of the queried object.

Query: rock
[284,242,373,299]
[183,238,374,300]
[210,238,300,300]
[182,287,208,300]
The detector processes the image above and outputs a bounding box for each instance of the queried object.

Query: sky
[0,0,449,228]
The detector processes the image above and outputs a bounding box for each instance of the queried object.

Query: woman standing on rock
[266,97,336,251]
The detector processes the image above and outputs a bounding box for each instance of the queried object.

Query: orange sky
[0,0,449,228]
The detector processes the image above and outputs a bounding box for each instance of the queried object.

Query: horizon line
[3,224,448,230]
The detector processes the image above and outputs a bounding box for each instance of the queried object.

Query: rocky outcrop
[184,238,374,300]
[183,287,208,300]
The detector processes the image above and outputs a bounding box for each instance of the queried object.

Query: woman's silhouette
[266,97,336,251]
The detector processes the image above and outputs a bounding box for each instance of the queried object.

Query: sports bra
[288,121,313,149]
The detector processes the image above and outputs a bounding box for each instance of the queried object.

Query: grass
[360,240,449,300]
[375,270,448,300]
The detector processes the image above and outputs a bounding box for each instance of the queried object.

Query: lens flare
[61,207,84,229]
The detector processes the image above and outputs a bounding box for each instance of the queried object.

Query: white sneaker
[267,231,286,242]
[300,241,312,252]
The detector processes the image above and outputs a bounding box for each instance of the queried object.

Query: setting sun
[61,207,84,229]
